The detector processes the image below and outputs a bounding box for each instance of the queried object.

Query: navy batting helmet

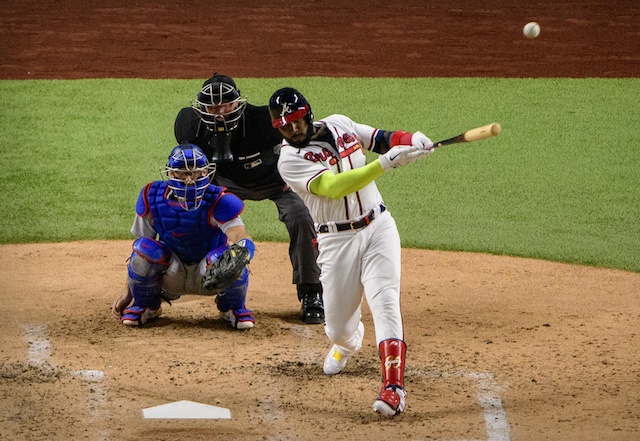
[268,87,314,129]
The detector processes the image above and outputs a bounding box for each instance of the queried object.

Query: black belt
[317,204,386,234]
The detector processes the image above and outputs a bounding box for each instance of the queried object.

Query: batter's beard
[287,125,315,148]
[288,135,310,147]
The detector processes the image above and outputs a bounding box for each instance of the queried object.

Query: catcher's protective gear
[214,265,249,312]
[121,305,163,327]
[203,243,252,292]
[193,73,247,132]
[127,237,172,310]
[221,307,255,330]
[269,87,314,129]
[161,144,216,211]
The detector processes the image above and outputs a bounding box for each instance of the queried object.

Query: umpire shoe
[301,292,324,324]
[373,386,406,418]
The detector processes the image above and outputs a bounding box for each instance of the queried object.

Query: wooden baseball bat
[433,122,502,148]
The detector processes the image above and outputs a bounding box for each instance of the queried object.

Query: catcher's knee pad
[127,238,172,309]
[215,267,249,312]
[130,237,172,275]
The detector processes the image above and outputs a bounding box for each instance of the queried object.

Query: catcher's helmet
[192,73,247,132]
[268,87,313,129]
[161,144,216,211]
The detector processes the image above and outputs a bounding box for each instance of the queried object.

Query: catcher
[111,144,257,329]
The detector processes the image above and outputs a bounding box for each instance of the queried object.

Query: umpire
[174,73,324,324]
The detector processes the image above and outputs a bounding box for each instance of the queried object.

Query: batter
[269,87,434,418]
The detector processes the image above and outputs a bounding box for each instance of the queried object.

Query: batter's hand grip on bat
[434,122,502,148]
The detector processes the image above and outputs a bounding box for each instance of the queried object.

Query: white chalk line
[22,324,110,440]
[407,369,511,441]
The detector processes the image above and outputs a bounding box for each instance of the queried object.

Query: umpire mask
[193,73,247,133]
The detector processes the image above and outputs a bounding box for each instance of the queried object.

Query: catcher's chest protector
[145,182,228,264]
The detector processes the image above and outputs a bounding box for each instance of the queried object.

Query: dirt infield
[1,1,639,441]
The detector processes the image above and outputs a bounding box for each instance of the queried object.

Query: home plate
[142,400,231,419]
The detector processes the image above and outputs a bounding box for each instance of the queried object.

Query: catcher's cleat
[301,292,324,324]
[221,307,255,330]
[373,386,406,418]
[121,305,163,326]
[323,345,349,375]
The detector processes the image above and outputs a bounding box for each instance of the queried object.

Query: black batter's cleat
[301,292,324,324]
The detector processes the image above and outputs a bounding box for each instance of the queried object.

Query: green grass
[0,78,638,272]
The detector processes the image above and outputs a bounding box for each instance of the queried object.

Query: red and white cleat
[373,386,406,418]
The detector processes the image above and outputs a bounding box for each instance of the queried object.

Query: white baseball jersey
[277,114,385,225]
[277,113,403,349]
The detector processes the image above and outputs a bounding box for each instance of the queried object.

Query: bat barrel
[463,123,502,142]
[432,122,501,148]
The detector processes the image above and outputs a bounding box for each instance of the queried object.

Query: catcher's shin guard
[214,267,249,312]
[373,339,407,418]
[215,269,254,329]
[127,237,171,310]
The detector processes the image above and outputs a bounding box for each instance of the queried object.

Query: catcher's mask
[161,144,216,211]
[192,73,247,132]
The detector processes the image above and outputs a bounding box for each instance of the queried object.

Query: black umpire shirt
[174,104,284,190]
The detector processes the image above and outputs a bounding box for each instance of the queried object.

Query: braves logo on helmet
[280,102,292,117]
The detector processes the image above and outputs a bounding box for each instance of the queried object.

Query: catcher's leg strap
[221,306,255,329]
[121,305,163,326]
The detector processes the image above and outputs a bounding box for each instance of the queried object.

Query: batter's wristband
[390,131,413,147]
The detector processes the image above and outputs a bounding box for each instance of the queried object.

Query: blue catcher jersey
[136,181,245,264]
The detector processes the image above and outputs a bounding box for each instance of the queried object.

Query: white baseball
[523,22,541,39]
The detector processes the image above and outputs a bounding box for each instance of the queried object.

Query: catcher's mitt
[203,244,251,292]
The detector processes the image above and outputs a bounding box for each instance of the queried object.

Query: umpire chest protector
[137,181,243,264]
